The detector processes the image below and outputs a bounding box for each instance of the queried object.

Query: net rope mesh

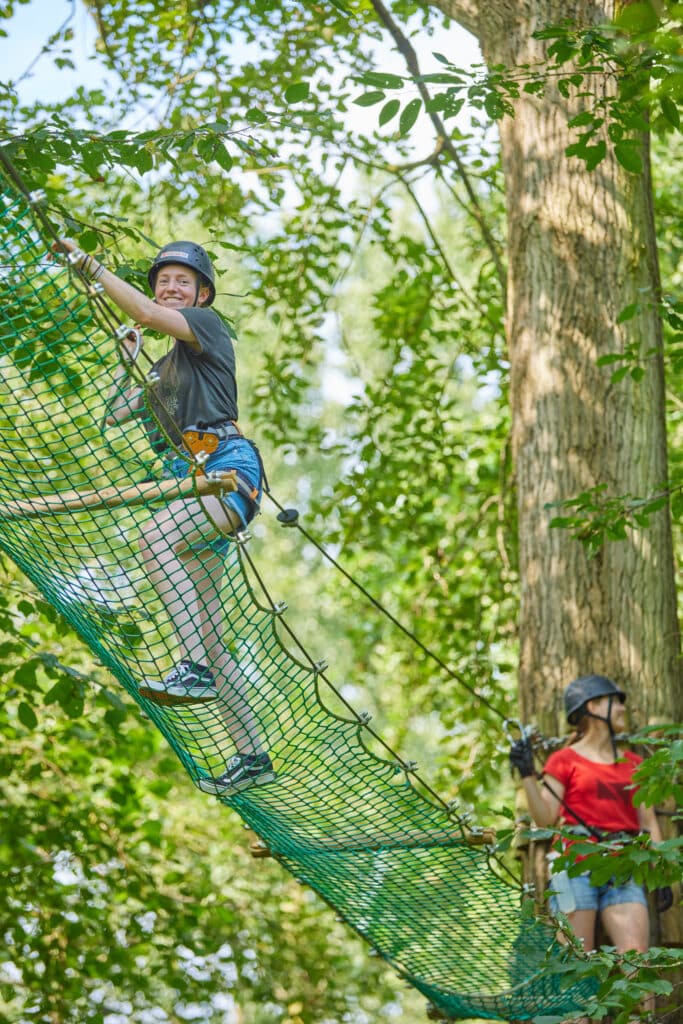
[0,168,595,1021]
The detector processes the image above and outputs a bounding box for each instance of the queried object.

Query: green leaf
[616,302,640,323]
[443,96,465,120]
[399,98,422,135]
[44,676,74,708]
[611,366,631,383]
[214,145,233,172]
[547,37,578,64]
[614,141,643,174]
[245,107,268,124]
[615,1,659,34]
[284,82,309,104]
[568,111,595,128]
[484,91,506,120]
[379,99,400,127]
[425,95,448,114]
[660,95,680,129]
[358,71,404,90]
[585,140,607,170]
[549,516,581,529]
[134,148,153,173]
[18,701,38,730]
[418,72,463,85]
[353,90,386,107]
[597,353,626,365]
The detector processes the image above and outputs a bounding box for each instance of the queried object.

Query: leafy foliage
[0,0,682,1019]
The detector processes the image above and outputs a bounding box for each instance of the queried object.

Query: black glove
[655,886,674,913]
[509,738,535,778]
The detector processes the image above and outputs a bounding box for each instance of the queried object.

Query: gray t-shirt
[144,306,238,452]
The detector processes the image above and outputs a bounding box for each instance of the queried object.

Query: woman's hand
[54,238,102,278]
[54,237,84,265]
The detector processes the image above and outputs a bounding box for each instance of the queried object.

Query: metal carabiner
[503,718,534,744]
[116,324,143,364]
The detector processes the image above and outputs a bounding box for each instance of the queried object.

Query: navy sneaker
[138,660,218,705]
[197,753,276,795]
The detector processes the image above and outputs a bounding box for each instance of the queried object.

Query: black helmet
[564,674,626,725]
[147,241,216,305]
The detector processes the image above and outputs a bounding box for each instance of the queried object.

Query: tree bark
[431,0,683,997]
[433,0,682,728]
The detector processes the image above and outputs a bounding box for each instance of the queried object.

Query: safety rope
[266,491,510,722]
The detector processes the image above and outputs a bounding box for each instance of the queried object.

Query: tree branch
[367,0,507,294]
[14,0,76,87]
[86,0,119,69]
[424,0,481,38]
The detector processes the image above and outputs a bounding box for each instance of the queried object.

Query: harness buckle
[182,422,242,459]
[183,428,221,463]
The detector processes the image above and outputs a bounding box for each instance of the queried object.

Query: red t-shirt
[543,746,642,835]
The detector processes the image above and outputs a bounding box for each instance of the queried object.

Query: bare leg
[556,910,597,1024]
[601,902,650,953]
[139,494,266,754]
[565,908,597,952]
[139,493,235,664]
[187,546,265,755]
[602,903,653,1015]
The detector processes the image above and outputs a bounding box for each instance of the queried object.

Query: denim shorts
[163,436,263,530]
[549,870,647,914]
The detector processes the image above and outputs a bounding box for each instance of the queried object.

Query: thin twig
[14,0,76,86]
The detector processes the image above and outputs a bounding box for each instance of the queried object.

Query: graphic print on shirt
[595,779,633,805]
[158,356,180,419]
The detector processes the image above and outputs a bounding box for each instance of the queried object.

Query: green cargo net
[0,160,594,1022]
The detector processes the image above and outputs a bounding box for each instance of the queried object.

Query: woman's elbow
[137,304,161,330]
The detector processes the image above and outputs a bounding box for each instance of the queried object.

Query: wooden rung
[249,838,273,859]
[465,827,497,846]
[0,470,237,518]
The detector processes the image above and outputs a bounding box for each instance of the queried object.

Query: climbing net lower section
[0,163,595,1021]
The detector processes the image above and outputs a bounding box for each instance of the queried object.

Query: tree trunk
[438,0,682,727]
[433,0,682,1011]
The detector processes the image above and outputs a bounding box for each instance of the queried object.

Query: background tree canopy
[0,0,682,1021]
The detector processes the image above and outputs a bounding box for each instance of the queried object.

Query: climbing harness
[181,423,263,517]
[183,421,243,458]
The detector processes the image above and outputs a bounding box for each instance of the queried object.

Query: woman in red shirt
[511,674,662,955]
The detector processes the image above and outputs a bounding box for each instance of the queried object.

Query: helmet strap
[585,694,618,759]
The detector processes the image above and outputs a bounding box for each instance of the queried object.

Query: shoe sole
[138,686,218,706]
[197,771,277,795]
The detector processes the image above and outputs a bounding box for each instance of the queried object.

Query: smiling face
[153,263,210,308]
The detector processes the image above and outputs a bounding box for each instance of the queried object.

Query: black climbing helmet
[147,241,216,305]
[564,674,626,725]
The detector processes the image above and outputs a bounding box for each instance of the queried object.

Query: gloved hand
[509,737,535,778]
[655,886,674,913]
